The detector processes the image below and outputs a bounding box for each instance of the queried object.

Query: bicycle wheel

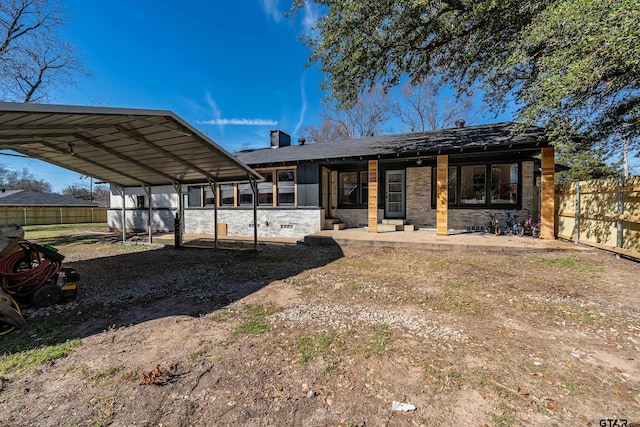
[532,224,541,238]
[518,224,525,237]
[494,224,501,235]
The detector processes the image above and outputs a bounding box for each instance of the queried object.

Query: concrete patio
[153,228,590,253]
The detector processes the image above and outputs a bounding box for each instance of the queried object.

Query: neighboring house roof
[0,189,101,207]
[234,122,549,166]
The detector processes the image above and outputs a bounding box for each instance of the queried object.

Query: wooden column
[540,146,555,239]
[436,155,448,236]
[368,160,378,233]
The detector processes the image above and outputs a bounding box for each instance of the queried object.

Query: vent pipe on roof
[455,119,465,128]
[270,130,291,148]
[298,137,305,146]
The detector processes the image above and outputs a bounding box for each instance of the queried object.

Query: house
[108,121,556,239]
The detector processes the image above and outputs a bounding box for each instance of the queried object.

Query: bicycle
[518,209,541,238]
[485,211,500,234]
[495,210,520,235]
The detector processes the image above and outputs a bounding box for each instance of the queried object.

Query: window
[460,165,486,205]
[277,169,295,206]
[220,184,234,206]
[432,162,520,208]
[238,183,253,206]
[204,186,215,206]
[136,195,145,208]
[258,171,274,206]
[187,186,202,208]
[214,167,297,207]
[490,164,518,205]
[338,170,368,206]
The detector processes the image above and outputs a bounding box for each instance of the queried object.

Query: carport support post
[116,186,126,243]
[436,155,449,236]
[367,161,378,233]
[250,177,258,250]
[144,185,153,244]
[207,179,218,249]
[173,182,182,248]
[540,147,555,239]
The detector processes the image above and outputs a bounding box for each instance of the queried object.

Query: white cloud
[204,91,223,133]
[302,1,320,35]
[293,73,307,136]
[199,118,278,126]
[260,0,282,22]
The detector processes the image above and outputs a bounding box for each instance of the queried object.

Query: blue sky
[5,1,634,192]
[7,0,333,192]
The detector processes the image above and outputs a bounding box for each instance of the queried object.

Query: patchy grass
[362,324,392,358]
[234,304,278,335]
[87,366,123,384]
[296,330,337,363]
[423,363,463,393]
[0,339,81,374]
[534,256,604,273]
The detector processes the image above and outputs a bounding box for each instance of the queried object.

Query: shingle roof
[234,122,548,166]
[0,189,101,207]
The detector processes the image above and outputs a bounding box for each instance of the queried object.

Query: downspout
[250,177,258,251]
[207,179,218,249]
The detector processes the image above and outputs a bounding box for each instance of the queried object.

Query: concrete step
[377,223,403,232]
[381,219,406,225]
[403,224,415,231]
[333,222,348,230]
[323,218,341,230]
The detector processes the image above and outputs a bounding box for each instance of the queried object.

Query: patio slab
[304,228,590,252]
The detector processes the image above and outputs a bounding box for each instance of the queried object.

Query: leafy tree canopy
[293,0,640,157]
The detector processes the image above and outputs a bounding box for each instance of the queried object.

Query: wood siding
[368,160,378,233]
[436,155,448,235]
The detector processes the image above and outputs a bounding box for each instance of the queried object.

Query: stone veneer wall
[108,208,176,232]
[184,207,323,239]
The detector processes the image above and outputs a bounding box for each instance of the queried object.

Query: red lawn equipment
[0,241,79,308]
[0,229,80,334]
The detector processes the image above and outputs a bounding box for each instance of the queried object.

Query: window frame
[213,166,298,207]
[431,161,521,209]
[337,169,369,208]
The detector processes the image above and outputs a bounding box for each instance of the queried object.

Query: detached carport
[0,102,263,248]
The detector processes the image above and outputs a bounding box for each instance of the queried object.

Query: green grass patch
[0,339,81,374]
[452,299,482,314]
[87,365,123,383]
[490,405,520,427]
[424,363,463,393]
[363,324,392,358]
[296,330,337,363]
[535,256,604,273]
[234,304,278,335]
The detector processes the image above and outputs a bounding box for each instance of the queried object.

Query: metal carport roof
[0,102,262,187]
[0,102,263,248]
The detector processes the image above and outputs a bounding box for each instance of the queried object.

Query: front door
[385,170,405,218]
[321,167,332,218]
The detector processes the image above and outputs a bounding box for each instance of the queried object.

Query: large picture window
[220,184,234,206]
[432,162,519,208]
[490,164,518,205]
[460,165,486,205]
[338,170,368,206]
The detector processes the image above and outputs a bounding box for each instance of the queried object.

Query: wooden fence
[0,206,107,226]
[555,176,640,259]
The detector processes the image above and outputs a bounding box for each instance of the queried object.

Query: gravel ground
[1,235,639,426]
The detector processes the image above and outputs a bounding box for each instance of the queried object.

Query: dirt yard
[1,226,639,426]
